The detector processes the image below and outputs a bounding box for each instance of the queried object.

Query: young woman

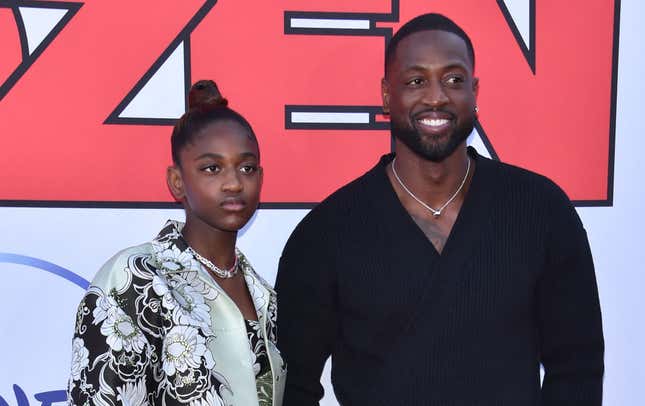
[68,80,286,406]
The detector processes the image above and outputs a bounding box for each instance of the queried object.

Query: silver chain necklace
[391,156,471,218]
[187,247,239,278]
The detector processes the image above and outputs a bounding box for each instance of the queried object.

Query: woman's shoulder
[89,242,156,294]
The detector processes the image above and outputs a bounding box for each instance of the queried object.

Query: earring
[474,106,479,113]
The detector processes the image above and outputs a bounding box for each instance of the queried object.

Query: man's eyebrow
[403,62,469,72]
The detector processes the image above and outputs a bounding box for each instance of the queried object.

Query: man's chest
[333,219,545,337]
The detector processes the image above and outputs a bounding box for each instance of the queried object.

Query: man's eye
[445,76,464,85]
[406,78,424,86]
[240,165,257,174]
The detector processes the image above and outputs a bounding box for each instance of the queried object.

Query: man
[275,13,604,406]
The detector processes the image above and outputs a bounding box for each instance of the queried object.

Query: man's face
[382,30,479,162]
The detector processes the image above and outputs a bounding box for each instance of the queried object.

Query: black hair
[384,13,475,75]
[171,80,259,166]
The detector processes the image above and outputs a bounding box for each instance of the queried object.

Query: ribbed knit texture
[275,148,604,406]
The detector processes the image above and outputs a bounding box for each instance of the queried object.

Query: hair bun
[188,80,228,112]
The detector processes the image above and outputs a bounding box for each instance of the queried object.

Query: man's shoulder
[288,156,387,241]
[476,156,583,237]
[311,157,386,214]
[480,153,570,204]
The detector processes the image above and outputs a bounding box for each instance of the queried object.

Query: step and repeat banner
[0,0,642,405]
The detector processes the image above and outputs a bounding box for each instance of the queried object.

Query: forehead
[199,119,249,137]
[187,120,257,154]
[389,30,472,74]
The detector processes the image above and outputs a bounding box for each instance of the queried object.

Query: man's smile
[413,111,454,134]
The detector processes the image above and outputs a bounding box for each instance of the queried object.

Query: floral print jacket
[68,221,286,406]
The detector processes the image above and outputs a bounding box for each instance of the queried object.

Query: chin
[222,215,255,232]
[421,143,457,161]
[393,119,473,161]
[416,133,470,162]
[402,139,455,162]
[219,221,248,233]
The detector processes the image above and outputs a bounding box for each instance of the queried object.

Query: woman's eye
[202,165,220,173]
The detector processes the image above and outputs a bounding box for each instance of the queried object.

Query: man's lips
[413,111,454,133]
[417,117,451,127]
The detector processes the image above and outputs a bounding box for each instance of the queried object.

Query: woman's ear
[166,165,185,201]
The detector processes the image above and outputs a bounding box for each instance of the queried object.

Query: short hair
[171,80,258,166]
[384,13,475,75]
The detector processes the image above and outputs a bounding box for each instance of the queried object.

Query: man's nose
[421,81,449,107]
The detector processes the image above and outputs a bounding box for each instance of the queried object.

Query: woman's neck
[181,216,238,269]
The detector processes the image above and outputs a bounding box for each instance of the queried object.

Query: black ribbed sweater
[276,148,604,406]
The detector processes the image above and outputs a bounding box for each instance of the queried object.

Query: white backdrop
[1,0,644,405]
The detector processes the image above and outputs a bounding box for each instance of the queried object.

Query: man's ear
[166,165,185,201]
[381,78,390,115]
[473,76,479,98]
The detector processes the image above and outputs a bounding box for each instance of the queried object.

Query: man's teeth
[418,118,449,126]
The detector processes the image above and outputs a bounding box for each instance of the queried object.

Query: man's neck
[391,142,470,205]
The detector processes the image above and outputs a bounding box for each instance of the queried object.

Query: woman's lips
[220,198,246,211]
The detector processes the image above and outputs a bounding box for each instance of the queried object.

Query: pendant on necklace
[391,157,471,220]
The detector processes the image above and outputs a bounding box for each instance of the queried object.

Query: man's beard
[391,118,474,162]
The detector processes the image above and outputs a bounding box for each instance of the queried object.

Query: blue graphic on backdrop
[0,253,89,405]
[0,253,89,289]
[0,385,66,406]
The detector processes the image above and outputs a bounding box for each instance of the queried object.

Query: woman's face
[171,120,262,234]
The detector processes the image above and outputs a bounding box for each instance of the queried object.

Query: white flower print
[152,222,183,246]
[162,325,215,376]
[116,377,149,406]
[154,244,218,302]
[99,306,147,353]
[152,273,217,336]
[70,337,89,381]
[189,386,226,406]
[92,290,119,325]
[70,221,279,406]
[250,350,261,376]
[243,272,266,316]
[156,245,199,273]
